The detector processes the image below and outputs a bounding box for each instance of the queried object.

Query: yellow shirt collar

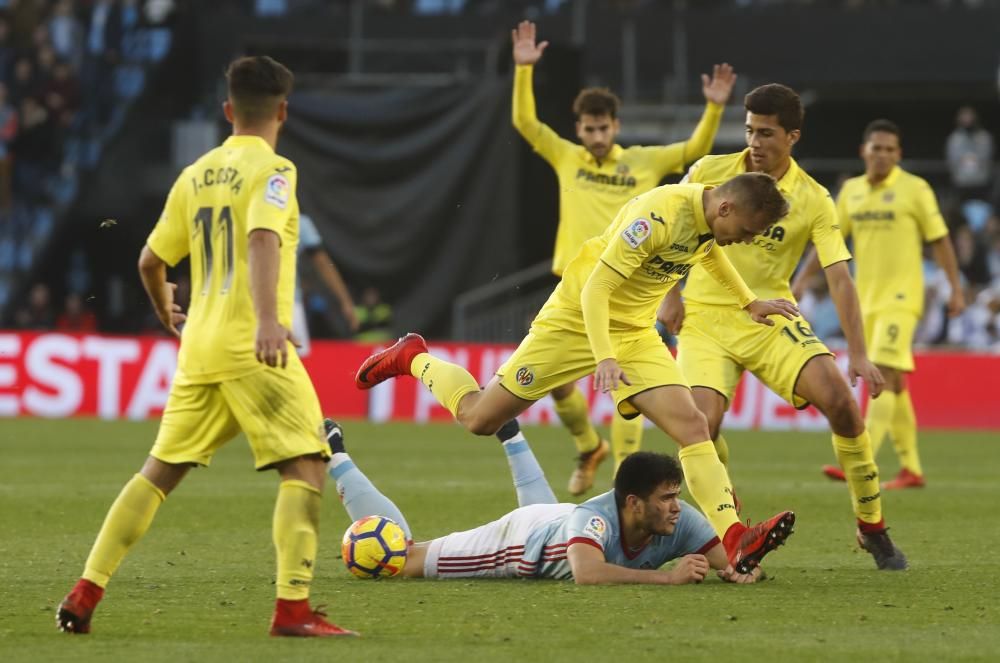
[224,134,274,152]
[868,165,902,189]
[739,148,800,194]
[580,144,625,165]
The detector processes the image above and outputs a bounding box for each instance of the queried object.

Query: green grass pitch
[1,418,998,661]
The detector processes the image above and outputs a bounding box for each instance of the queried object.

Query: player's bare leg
[551,381,610,496]
[795,356,907,570]
[453,377,534,436]
[57,458,189,634]
[629,385,794,574]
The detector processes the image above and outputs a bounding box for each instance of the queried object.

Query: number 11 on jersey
[193,206,234,295]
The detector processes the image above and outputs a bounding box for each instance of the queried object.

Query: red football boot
[822,464,847,482]
[355,333,428,390]
[724,511,796,575]
[882,468,925,490]
[270,599,358,638]
[56,578,104,634]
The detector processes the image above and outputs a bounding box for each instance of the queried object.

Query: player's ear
[276,99,288,123]
[787,129,801,147]
[222,100,235,124]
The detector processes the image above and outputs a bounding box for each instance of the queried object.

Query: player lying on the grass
[356,173,799,575]
[325,419,759,584]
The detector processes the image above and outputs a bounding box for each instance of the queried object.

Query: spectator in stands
[953,223,992,287]
[10,56,39,106]
[0,82,18,209]
[49,0,85,71]
[354,286,394,342]
[9,0,47,50]
[12,95,55,201]
[56,291,98,332]
[83,0,124,131]
[15,281,55,329]
[41,58,80,128]
[946,106,995,203]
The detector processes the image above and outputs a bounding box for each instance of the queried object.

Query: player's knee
[818,387,863,435]
[464,412,501,436]
[677,408,711,443]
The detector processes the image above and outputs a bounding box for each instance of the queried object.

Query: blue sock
[328,454,412,540]
[502,433,558,507]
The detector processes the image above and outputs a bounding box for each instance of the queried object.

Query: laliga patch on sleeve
[583,516,607,540]
[264,173,290,209]
[621,218,652,248]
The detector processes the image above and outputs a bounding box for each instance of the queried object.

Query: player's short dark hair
[614,452,684,509]
[718,172,790,224]
[573,87,621,119]
[744,83,803,133]
[225,55,294,124]
[862,119,901,143]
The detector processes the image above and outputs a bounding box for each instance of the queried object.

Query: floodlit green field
[1,418,997,662]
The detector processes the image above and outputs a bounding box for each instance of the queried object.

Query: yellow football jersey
[147,135,300,384]
[538,183,740,332]
[513,65,721,275]
[838,166,948,316]
[682,149,851,306]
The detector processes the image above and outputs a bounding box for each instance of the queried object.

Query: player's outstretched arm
[680,63,736,163]
[138,244,186,338]
[248,228,297,368]
[511,21,551,142]
[823,261,885,397]
[929,235,966,317]
[568,543,708,585]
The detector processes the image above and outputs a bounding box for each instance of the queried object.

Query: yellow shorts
[151,355,328,470]
[496,319,687,418]
[864,309,917,372]
[677,303,832,409]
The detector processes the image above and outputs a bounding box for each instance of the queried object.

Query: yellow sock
[82,473,165,588]
[713,433,730,467]
[553,387,601,455]
[892,389,922,476]
[678,441,739,538]
[865,391,896,457]
[410,352,482,418]
[273,480,322,601]
[831,432,883,526]
[610,410,643,471]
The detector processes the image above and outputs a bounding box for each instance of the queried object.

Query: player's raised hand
[701,63,737,106]
[256,318,294,368]
[847,353,885,399]
[511,20,548,66]
[745,298,799,326]
[155,282,186,339]
[656,289,686,335]
[593,358,631,394]
[669,554,710,584]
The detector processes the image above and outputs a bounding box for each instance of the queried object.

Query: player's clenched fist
[667,554,710,584]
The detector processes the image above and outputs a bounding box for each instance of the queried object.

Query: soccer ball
[341,515,408,579]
